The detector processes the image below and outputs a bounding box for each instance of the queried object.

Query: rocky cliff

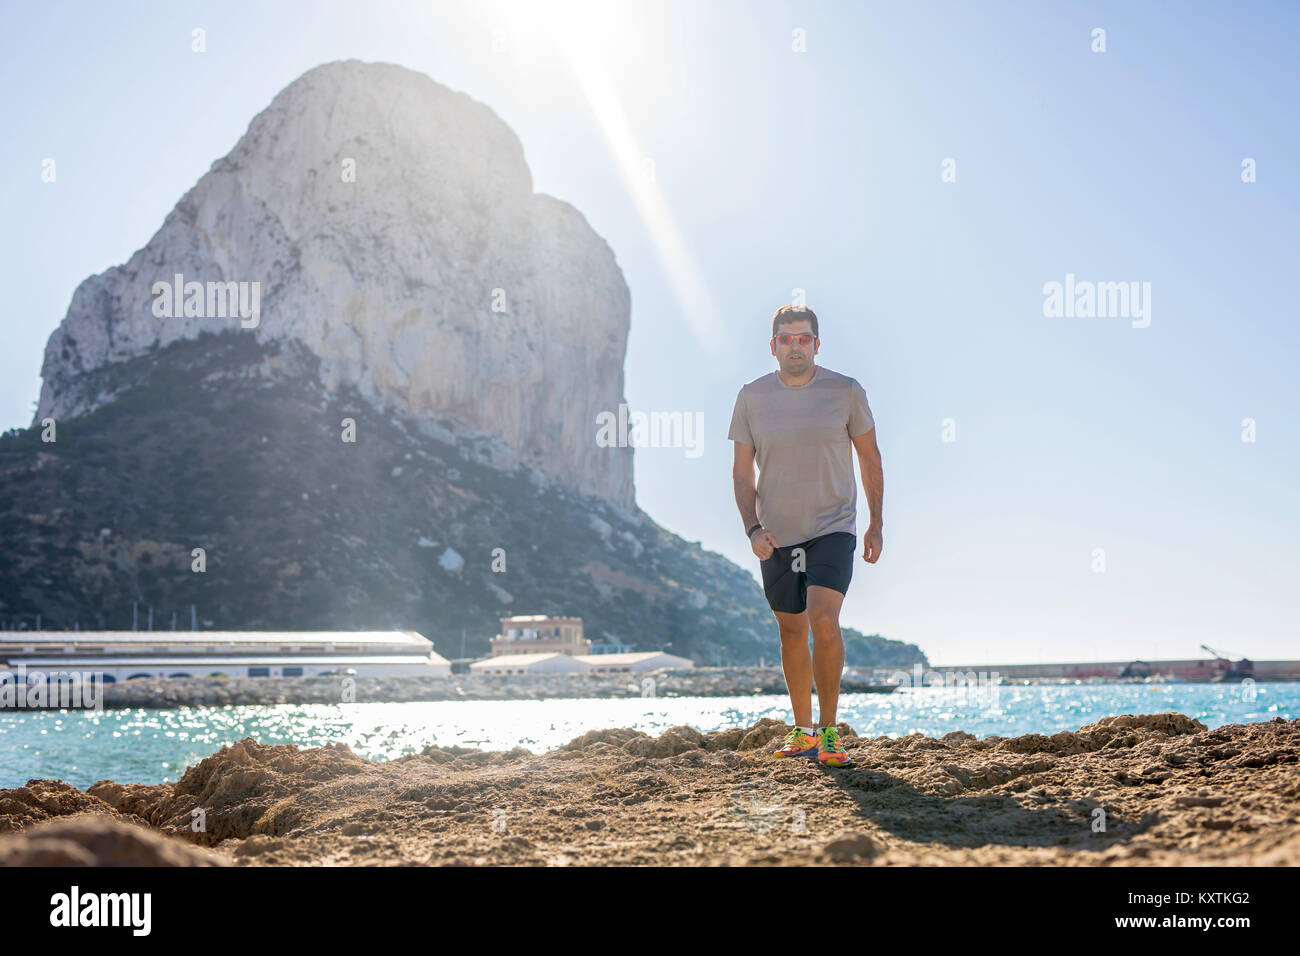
[36,60,633,509]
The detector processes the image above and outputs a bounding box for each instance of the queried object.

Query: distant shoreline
[2,666,1290,711]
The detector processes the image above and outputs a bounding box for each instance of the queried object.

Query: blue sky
[3,1,1297,664]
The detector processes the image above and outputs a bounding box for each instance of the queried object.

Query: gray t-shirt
[727,365,875,547]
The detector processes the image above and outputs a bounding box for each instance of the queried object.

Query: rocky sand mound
[1,715,1296,866]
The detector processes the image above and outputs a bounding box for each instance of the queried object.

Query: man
[728,304,884,768]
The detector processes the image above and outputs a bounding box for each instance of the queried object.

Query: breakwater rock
[91,666,891,710]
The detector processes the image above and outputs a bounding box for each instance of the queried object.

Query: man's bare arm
[851,427,884,562]
[732,440,760,530]
[733,440,778,558]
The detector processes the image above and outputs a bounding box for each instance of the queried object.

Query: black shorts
[759,531,856,614]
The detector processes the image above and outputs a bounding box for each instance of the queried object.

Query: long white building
[0,631,449,680]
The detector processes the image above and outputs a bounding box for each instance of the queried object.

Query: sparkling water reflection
[0,681,1292,789]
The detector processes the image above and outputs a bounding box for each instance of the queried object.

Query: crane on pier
[1199,644,1253,681]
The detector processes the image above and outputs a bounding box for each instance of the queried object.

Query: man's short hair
[771,304,819,339]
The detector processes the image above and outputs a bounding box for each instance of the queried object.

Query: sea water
[0,681,1294,789]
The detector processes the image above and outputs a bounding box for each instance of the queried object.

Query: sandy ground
[1,713,1297,866]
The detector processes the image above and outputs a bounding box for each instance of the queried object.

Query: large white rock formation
[36,60,634,509]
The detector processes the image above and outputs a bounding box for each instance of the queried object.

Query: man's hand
[863,524,883,564]
[750,528,779,560]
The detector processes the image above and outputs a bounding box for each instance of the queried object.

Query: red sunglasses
[773,333,816,346]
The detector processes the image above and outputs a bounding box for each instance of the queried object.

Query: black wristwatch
[746,523,763,539]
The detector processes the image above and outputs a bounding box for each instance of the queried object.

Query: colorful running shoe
[817,726,853,767]
[772,727,819,758]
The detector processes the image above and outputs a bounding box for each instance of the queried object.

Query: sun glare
[484,0,724,349]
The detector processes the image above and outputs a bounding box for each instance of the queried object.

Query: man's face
[770,319,818,375]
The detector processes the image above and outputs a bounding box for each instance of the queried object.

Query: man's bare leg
[774,609,813,728]
[807,584,846,727]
